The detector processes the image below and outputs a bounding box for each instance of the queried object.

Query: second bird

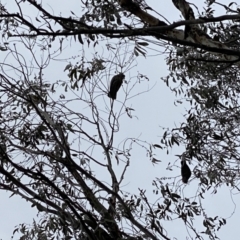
[181,160,191,184]
[108,73,125,100]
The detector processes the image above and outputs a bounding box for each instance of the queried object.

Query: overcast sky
[0,1,239,239]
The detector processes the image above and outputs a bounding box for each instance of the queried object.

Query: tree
[0,0,240,239]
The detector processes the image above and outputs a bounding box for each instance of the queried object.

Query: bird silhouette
[108,73,125,100]
[181,160,191,183]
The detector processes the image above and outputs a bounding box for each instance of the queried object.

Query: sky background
[0,0,239,239]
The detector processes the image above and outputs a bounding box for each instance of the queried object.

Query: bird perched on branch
[107,73,125,100]
[181,160,191,183]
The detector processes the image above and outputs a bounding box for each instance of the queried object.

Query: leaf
[137,42,149,46]
[134,49,139,56]
[171,136,179,146]
[153,144,162,149]
[163,131,167,139]
[78,34,84,44]
[0,46,7,51]
[117,17,122,25]
[64,63,72,71]
[181,76,189,85]
[35,17,41,22]
[171,193,181,199]
[152,158,161,163]
[135,46,146,57]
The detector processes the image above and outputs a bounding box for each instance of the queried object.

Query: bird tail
[182,177,188,183]
[108,92,116,100]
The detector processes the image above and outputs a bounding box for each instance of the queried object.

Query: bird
[181,160,191,183]
[107,73,125,100]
